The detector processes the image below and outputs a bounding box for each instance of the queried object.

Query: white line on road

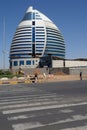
[0,100,29,105]
[61,126,87,130]
[8,115,30,120]
[12,114,87,130]
[12,122,43,130]
[3,102,87,114]
[0,100,58,110]
[0,93,58,101]
[0,97,62,106]
[0,94,58,102]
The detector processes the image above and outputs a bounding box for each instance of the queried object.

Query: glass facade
[45,27,65,58]
[9,6,65,69]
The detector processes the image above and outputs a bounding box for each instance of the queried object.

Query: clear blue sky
[0,0,87,69]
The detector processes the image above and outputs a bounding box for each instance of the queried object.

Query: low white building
[52,59,87,75]
[52,60,87,68]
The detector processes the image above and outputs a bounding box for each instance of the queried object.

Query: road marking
[61,126,87,130]
[0,100,29,105]
[48,114,87,125]
[0,100,58,110]
[60,109,73,113]
[12,114,87,130]
[0,97,62,106]
[2,102,87,114]
[8,114,39,121]
[0,93,56,101]
[12,122,43,130]
[8,115,30,120]
[0,94,58,102]
[0,93,58,101]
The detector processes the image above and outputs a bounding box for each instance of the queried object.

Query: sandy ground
[45,75,87,82]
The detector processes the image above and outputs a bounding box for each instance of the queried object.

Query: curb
[0,79,44,85]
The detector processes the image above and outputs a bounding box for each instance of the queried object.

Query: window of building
[32,27,35,42]
[32,21,35,25]
[32,44,35,57]
[32,60,35,65]
[10,61,12,67]
[26,60,31,65]
[23,12,32,20]
[14,61,18,66]
[20,60,24,66]
[33,13,35,19]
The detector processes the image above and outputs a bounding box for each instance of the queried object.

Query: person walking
[34,73,38,83]
[80,72,82,80]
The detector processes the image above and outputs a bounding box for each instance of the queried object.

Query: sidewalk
[45,75,87,82]
[0,75,87,85]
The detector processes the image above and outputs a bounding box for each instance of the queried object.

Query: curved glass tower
[10,6,65,69]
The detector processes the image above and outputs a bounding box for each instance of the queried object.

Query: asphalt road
[0,80,87,130]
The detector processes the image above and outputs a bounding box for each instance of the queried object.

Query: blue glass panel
[36,49,43,52]
[32,60,34,65]
[13,38,31,41]
[16,30,32,33]
[36,27,44,28]
[36,40,45,42]
[10,54,32,58]
[36,38,44,40]
[23,12,32,20]
[52,54,65,57]
[32,27,35,42]
[20,61,24,66]
[33,13,35,19]
[36,46,43,48]
[10,61,12,67]
[36,42,44,45]
[11,44,32,47]
[14,61,18,66]
[10,50,31,53]
[26,60,31,65]
[12,40,31,44]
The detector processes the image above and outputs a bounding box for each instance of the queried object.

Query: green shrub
[0,69,24,78]
[0,70,13,78]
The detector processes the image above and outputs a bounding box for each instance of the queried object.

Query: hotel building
[9,6,65,69]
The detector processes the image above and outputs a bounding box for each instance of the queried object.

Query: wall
[11,68,49,75]
[52,60,64,68]
[52,60,87,75]
[65,60,87,68]
[49,68,69,75]
[52,60,87,68]
[69,68,87,75]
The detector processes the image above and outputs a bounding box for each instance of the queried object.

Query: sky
[0,0,87,69]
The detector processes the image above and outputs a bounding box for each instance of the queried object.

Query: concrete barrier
[10,81,17,84]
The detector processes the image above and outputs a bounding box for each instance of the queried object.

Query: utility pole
[2,18,6,70]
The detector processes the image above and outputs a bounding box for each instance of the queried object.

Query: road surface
[0,80,87,130]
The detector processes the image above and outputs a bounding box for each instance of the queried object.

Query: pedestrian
[34,73,38,83]
[43,73,46,78]
[80,72,82,80]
